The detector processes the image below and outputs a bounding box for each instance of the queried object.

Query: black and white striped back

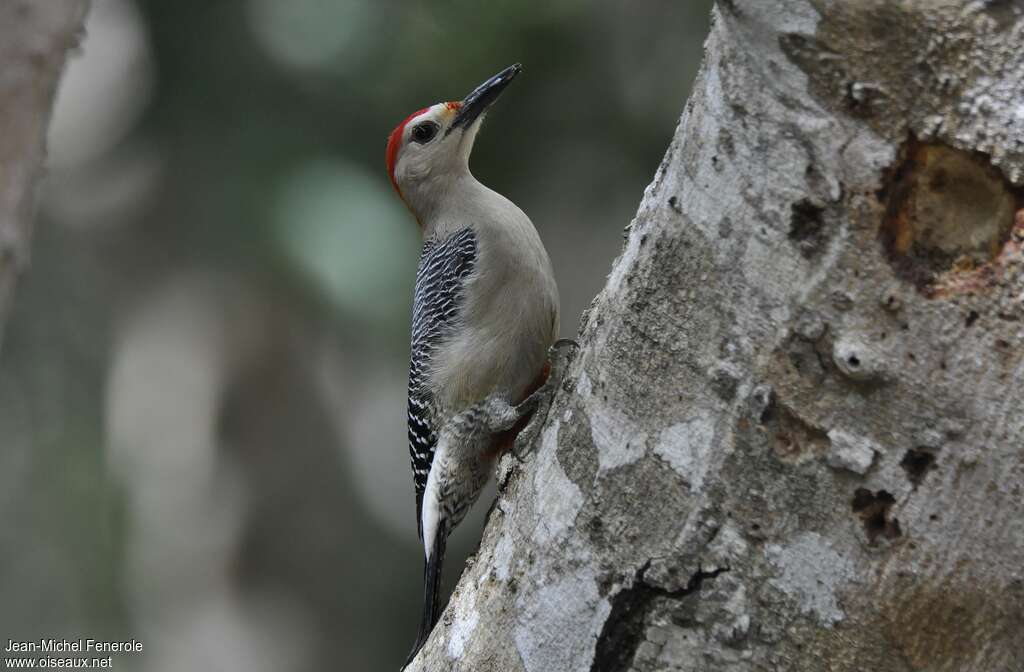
[407,226,478,538]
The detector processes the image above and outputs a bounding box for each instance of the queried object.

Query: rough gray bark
[409,2,1024,671]
[0,0,89,349]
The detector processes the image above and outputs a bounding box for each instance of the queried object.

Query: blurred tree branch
[408,1,1024,670]
[0,0,89,350]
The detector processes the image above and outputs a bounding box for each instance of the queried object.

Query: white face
[392,102,483,213]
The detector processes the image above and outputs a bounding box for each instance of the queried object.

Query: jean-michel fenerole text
[5,639,143,654]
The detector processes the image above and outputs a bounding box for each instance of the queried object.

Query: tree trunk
[0,0,89,349]
[409,2,1024,671]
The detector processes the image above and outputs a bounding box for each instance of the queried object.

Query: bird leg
[512,338,579,457]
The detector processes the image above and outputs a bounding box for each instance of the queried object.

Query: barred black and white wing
[408,227,478,539]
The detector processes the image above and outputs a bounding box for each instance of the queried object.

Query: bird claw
[548,338,581,370]
[512,338,579,458]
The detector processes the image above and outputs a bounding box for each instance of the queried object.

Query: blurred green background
[0,1,711,669]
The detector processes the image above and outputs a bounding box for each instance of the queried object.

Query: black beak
[448,63,521,135]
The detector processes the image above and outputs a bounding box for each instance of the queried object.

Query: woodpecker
[387,64,571,666]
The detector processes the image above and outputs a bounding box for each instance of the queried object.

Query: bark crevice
[590,563,730,672]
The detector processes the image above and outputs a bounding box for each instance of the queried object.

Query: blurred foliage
[0,1,711,670]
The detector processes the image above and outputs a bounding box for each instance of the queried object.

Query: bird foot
[512,339,579,457]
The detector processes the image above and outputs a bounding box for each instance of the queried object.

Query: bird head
[386,64,521,218]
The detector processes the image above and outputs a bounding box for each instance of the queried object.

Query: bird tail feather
[403,523,447,669]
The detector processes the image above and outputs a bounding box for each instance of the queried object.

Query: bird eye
[411,122,439,144]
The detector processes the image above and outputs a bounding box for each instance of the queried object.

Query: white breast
[429,183,560,411]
